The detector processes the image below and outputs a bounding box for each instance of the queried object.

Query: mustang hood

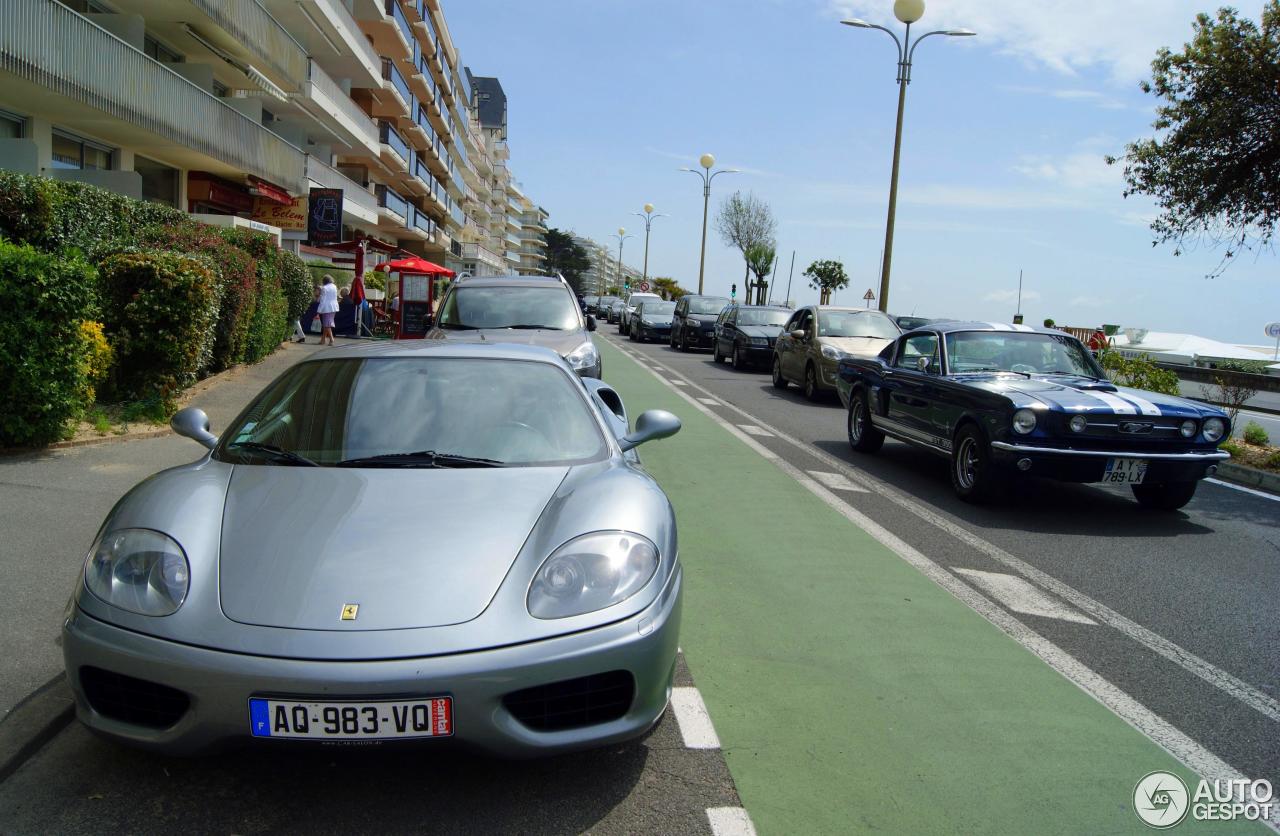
[967,374,1204,417]
[219,466,568,631]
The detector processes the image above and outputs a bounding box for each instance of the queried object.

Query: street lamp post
[633,203,668,284]
[681,154,738,295]
[610,227,634,293]
[842,0,974,313]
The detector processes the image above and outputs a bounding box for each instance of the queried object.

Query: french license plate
[249,697,453,740]
[1104,458,1148,484]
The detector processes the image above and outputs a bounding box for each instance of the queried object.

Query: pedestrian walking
[317,275,339,346]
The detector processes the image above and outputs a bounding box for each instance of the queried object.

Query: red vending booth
[375,257,456,340]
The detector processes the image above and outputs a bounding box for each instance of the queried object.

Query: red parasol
[375,256,455,277]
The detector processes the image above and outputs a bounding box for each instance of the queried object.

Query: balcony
[361,0,413,63]
[375,183,409,229]
[298,60,378,155]
[262,0,381,90]
[378,121,410,171]
[305,155,378,226]
[1,0,305,192]
[369,58,414,119]
[186,0,308,94]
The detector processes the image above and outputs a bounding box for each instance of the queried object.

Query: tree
[745,242,776,304]
[650,276,688,300]
[714,191,777,292]
[803,259,849,305]
[1199,358,1269,422]
[543,228,592,291]
[1108,3,1280,275]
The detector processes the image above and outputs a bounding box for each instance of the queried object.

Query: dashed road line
[706,807,759,836]
[697,397,720,406]
[670,379,688,386]
[952,568,1098,625]
[670,687,721,749]
[807,470,870,494]
[735,424,773,437]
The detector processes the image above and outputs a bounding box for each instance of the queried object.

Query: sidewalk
[0,340,325,720]
[595,338,1259,835]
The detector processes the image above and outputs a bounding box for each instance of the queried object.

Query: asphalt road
[599,327,1280,800]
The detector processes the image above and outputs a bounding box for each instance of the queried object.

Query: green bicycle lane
[596,337,1259,835]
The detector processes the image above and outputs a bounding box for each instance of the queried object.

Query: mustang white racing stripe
[1114,390,1163,416]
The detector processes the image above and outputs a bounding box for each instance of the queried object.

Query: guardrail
[189,0,307,92]
[2,0,305,191]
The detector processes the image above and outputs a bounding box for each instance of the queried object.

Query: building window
[0,109,25,139]
[135,155,179,208]
[144,35,183,63]
[50,129,114,170]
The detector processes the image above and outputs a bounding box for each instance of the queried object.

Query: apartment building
[516,196,549,276]
[571,233,642,295]
[0,0,540,274]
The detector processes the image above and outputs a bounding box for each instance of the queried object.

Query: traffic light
[730,283,736,299]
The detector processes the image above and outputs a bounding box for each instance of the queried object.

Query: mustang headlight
[1203,417,1226,442]
[820,344,845,361]
[528,532,659,619]
[1069,415,1088,433]
[1012,408,1037,435]
[1179,419,1198,438]
[566,340,599,371]
[85,528,189,616]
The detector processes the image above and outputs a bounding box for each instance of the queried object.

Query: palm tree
[745,241,776,305]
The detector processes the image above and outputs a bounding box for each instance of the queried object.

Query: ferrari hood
[219,465,568,631]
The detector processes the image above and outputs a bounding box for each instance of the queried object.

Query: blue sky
[444,0,1275,346]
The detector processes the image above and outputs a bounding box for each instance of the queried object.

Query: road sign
[863,289,875,300]
[1265,322,1280,339]
[638,281,650,292]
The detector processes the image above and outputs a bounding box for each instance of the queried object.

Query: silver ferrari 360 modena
[62,342,682,756]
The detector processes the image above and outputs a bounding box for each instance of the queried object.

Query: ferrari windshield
[688,296,730,314]
[216,358,606,467]
[436,286,580,330]
[738,309,791,327]
[945,331,1103,376]
[819,310,900,339]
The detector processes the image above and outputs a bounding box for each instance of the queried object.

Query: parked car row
[616,294,1231,511]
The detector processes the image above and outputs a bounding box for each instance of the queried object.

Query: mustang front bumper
[990,442,1228,483]
[62,567,681,757]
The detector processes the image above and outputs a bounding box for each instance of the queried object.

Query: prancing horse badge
[340,603,359,621]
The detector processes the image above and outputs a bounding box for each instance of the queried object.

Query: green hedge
[98,251,220,407]
[0,240,99,446]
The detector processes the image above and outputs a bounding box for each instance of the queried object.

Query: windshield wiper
[225,441,319,467]
[961,367,1032,378]
[1042,370,1101,380]
[335,450,506,468]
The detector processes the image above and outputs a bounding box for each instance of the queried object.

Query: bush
[1219,439,1242,457]
[1099,350,1181,396]
[244,281,288,363]
[1267,451,1280,470]
[98,251,220,410]
[279,250,312,321]
[1243,422,1270,446]
[0,240,99,446]
[78,320,114,406]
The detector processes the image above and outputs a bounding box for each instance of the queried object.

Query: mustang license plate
[249,697,453,740]
[1103,458,1148,484]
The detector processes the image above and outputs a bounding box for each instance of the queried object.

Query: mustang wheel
[1131,480,1198,511]
[847,390,884,453]
[951,424,1000,503]
[771,357,788,389]
[803,364,820,401]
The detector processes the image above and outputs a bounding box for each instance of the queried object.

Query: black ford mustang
[835,322,1231,509]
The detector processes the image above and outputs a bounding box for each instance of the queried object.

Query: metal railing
[378,121,410,165]
[2,0,305,191]
[381,58,413,110]
[305,155,377,218]
[189,0,307,92]
[411,205,434,234]
[307,60,377,149]
[385,0,412,46]
[376,183,408,220]
[317,0,380,81]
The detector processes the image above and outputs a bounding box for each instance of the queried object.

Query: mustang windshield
[436,286,580,330]
[687,296,730,314]
[945,331,1103,377]
[819,311,900,339]
[216,358,606,467]
[738,309,791,327]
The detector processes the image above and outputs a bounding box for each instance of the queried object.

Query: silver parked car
[63,342,682,756]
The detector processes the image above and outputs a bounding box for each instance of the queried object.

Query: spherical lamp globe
[699,153,715,170]
[894,0,925,24]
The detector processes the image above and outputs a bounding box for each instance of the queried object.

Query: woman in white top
[317,275,340,346]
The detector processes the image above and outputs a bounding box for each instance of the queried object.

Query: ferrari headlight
[820,344,845,361]
[85,528,189,616]
[566,340,599,372]
[1203,417,1226,442]
[528,532,659,619]
[1180,419,1198,438]
[1012,408,1037,434]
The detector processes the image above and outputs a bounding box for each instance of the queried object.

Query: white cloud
[1011,152,1120,190]
[984,289,1041,304]
[826,0,1222,83]
[1000,85,1128,110]
[1070,295,1108,307]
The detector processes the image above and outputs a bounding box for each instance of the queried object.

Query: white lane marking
[1205,478,1280,502]
[707,807,759,836]
[808,470,870,493]
[651,365,666,371]
[622,346,1280,728]
[952,569,1097,625]
[670,379,689,386]
[671,687,720,749]
[698,397,721,406]
[605,339,1280,823]
[736,424,774,437]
